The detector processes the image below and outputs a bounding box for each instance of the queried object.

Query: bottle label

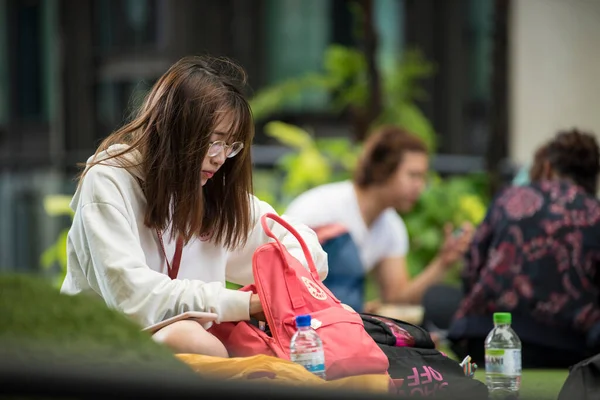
[485,349,522,376]
[291,350,326,374]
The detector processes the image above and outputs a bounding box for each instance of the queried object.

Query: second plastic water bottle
[290,314,326,379]
[485,312,522,399]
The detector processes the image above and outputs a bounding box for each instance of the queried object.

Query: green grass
[439,343,568,399]
[8,272,565,398]
[475,369,568,400]
[366,276,569,399]
[0,273,194,375]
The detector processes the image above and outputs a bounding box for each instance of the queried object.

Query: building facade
[0,0,500,271]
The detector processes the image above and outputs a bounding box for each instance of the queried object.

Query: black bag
[558,352,600,400]
[361,313,489,399]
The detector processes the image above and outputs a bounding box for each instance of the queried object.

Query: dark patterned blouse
[456,180,600,336]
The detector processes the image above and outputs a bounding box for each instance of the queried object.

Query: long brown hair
[79,55,255,249]
[353,125,428,188]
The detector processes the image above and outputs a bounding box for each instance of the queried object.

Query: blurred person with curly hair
[448,129,600,368]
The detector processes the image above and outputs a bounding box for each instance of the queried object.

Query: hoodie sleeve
[225,196,329,286]
[67,201,252,328]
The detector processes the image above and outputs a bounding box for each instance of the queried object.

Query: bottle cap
[493,312,511,325]
[295,314,311,328]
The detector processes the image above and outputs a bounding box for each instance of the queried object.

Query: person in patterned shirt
[448,129,600,368]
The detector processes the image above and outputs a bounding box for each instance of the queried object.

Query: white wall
[509,0,600,166]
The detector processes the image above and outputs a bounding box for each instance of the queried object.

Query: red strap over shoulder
[157,230,184,280]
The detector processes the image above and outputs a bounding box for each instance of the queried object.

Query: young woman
[285,126,473,315]
[449,129,600,368]
[60,56,328,357]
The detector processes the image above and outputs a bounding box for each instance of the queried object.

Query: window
[3,0,55,124]
[264,0,331,112]
[90,0,165,141]
[404,0,495,158]
[331,0,355,47]
[95,79,154,140]
[375,0,404,74]
[262,0,405,117]
[93,0,161,55]
[0,0,8,126]
[464,0,494,155]
[11,0,46,122]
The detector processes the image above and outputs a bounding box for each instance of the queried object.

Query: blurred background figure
[285,125,473,318]
[448,129,600,368]
[420,143,555,337]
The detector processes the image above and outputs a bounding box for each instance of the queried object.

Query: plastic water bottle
[290,314,326,379]
[485,312,522,399]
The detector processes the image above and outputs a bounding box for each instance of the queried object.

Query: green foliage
[374,50,437,150]
[249,43,491,290]
[249,74,330,121]
[262,121,361,204]
[250,45,437,150]
[252,122,362,214]
[40,195,73,288]
[403,173,490,281]
[475,369,568,400]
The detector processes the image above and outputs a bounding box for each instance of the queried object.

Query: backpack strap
[260,213,320,281]
[259,213,341,309]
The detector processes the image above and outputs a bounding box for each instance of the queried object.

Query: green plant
[250,43,437,210]
[250,45,437,150]
[403,173,490,283]
[249,41,491,288]
[40,194,73,288]
[254,121,361,211]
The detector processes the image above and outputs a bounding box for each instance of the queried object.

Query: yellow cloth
[177,353,390,393]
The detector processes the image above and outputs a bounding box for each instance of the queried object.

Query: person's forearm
[383,257,447,305]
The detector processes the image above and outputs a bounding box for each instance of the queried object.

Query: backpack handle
[260,213,321,281]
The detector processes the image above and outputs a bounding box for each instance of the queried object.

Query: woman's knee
[152,320,229,358]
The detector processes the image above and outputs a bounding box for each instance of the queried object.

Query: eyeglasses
[207,140,244,158]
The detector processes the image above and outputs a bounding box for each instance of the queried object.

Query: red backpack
[209,213,389,380]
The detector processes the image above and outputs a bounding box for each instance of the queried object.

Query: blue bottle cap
[295,314,311,327]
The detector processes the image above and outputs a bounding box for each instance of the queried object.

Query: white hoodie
[61,144,328,328]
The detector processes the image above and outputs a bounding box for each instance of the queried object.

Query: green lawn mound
[0,273,192,376]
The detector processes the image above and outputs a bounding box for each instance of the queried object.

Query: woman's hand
[249,293,265,321]
[437,222,475,268]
